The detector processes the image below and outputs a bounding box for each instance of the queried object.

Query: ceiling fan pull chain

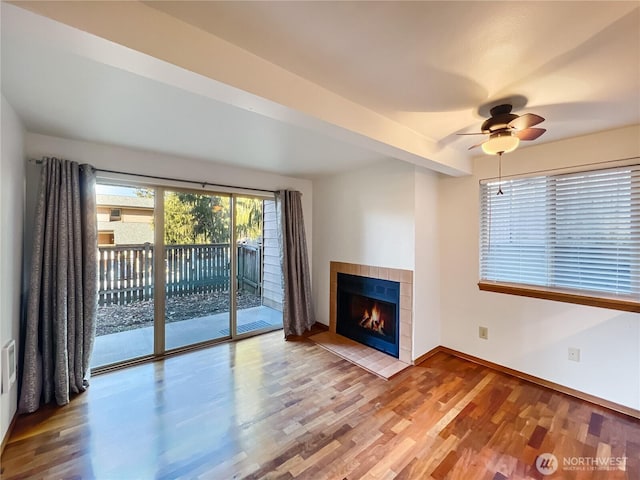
[497,152,504,195]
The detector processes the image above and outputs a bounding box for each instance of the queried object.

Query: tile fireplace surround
[329,261,413,365]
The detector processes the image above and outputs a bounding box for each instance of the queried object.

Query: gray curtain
[275,190,315,336]
[19,158,98,414]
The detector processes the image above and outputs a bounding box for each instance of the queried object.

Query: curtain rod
[479,155,640,183]
[29,158,278,194]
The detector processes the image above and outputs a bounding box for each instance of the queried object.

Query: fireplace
[336,273,400,358]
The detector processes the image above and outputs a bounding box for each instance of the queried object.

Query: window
[479,165,639,312]
[109,208,122,221]
[98,231,115,246]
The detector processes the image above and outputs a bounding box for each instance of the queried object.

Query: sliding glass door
[91,184,283,369]
[234,196,283,337]
[92,185,155,368]
[164,190,232,350]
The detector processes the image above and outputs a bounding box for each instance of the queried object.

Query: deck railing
[98,243,261,306]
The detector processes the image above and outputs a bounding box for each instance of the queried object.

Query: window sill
[478,281,640,313]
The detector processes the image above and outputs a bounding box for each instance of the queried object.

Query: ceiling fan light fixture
[481,131,520,155]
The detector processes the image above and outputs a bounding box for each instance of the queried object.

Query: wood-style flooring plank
[2,331,639,479]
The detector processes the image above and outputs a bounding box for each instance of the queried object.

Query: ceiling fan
[460,104,546,155]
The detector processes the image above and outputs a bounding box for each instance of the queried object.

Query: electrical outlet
[568,347,580,362]
[479,326,489,340]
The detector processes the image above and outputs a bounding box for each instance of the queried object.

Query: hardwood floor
[2,331,639,479]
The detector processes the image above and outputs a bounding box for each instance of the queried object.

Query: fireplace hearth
[336,273,400,358]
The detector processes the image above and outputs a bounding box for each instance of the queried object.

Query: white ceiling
[147,1,640,139]
[2,1,639,178]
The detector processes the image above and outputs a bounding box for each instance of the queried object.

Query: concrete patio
[91,305,282,368]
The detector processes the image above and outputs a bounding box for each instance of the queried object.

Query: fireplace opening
[336,273,400,358]
[349,294,396,339]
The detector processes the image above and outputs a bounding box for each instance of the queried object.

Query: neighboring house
[96,194,154,245]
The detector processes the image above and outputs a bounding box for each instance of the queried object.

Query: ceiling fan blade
[509,113,545,130]
[516,128,546,141]
[468,141,486,150]
[457,132,486,136]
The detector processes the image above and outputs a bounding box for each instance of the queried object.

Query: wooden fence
[237,244,261,295]
[98,243,154,306]
[98,243,261,306]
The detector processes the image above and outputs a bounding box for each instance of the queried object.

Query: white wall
[0,96,25,443]
[313,160,442,359]
[413,167,441,355]
[312,159,416,325]
[439,125,640,410]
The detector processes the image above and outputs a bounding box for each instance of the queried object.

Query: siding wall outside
[262,200,282,311]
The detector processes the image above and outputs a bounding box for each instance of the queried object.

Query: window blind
[480,165,640,299]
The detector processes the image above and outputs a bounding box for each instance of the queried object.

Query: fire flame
[359,304,385,334]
